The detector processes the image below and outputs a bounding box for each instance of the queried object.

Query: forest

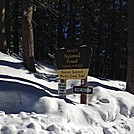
[0,0,134,95]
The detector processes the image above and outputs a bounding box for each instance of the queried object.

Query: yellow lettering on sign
[57,69,89,79]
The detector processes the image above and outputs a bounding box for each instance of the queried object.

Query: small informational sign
[56,46,92,79]
[73,86,93,94]
[58,83,66,97]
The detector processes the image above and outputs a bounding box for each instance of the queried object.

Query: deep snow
[0,51,134,134]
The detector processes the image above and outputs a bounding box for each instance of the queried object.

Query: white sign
[73,86,93,94]
[58,83,66,97]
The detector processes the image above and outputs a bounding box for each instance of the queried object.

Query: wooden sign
[56,46,92,79]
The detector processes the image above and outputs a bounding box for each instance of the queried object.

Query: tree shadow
[0,74,58,95]
[35,62,56,71]
[0,80,50,114]
[0,75,74,114]
[88,81,124,91]
[0,60,59,82]
[0,60,25,69]
[34,72,59,82]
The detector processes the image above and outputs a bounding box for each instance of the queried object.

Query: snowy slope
[0,51,134,134]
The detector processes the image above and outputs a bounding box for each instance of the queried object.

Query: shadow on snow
[0,75,74,114]
[0,60,25,69]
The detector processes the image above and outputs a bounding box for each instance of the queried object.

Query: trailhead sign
[56,46,92,79]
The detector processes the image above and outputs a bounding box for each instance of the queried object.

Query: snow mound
[0,51,134,134]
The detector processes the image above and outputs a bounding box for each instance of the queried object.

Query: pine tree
[126,0,134,94]
[22,0,36,72]
[0,0,7,53]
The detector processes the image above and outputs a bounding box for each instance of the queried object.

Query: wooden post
[80,77,88,104]
[60,79,66,84]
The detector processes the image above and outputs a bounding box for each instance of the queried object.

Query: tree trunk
[126,0,134,94]
[0,0,7,53]
[5,0,11,50]
[13,0,19,55]
[68,0,75,47]
[22,0,36,72]
[57,0,64,49]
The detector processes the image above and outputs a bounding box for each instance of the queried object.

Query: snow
[0,51,134,134]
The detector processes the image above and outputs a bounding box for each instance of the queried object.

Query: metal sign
[58,83,66,97]
[56,46,92,79]
[73,86,93,94]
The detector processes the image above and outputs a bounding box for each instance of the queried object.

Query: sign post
[56,45,93,104]
[80,78,88,104]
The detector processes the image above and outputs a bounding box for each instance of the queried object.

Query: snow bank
[0,52,134,134]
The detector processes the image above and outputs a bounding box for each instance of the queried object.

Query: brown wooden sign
[56,46,92,79]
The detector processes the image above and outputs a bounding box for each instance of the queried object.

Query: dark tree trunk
[68,0,75,47]
[5,0,11,50]
[22,0,36,72]
[13,0,19,55]
[110,0,115,79]
[0,0,7,53]
[57,0,64,49]
[94,3,103,77]
[126,0,134,94]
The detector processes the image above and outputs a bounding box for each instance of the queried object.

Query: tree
[57,0,64,49]
[22,0,36,72]
[5,0,11,50]
[33,0,58,64]
[0,0,7,53]
[126,0,134,94]
[68,0,75,47]
[12,0,19,55]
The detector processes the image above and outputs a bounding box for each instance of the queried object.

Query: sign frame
[56,45,92,80]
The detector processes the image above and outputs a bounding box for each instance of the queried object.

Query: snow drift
[0,51,134,134]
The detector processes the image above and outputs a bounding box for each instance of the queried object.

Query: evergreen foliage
[0,0,128,80]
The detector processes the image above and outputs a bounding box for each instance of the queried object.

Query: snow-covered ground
[0,51,134,134]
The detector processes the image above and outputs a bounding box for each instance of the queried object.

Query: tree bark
[13,0,19,55]
[5,0,11,50]
[0,0,7,53]
[22,0,36,72]
[126,0,134,94]
[68,0,75,47]
[58,0,64,49]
